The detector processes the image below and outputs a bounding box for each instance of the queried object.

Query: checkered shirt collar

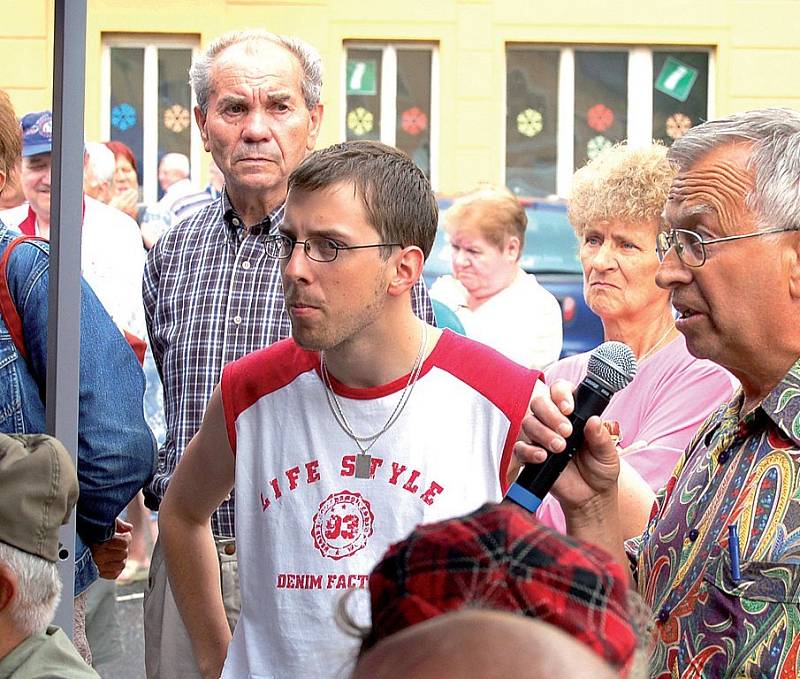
[221,188,284,242]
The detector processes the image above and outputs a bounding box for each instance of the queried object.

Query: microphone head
[586,341,637,393]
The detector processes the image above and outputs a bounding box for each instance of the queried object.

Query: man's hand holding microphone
[509,342,655,571]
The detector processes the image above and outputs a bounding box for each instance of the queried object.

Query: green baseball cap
[0,434,79,562]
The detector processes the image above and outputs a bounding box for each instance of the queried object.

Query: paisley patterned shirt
[630,359,800,678]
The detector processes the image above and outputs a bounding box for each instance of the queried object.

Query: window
[343,44,438,186]
[102,36,200,204]
[506,46,712,197]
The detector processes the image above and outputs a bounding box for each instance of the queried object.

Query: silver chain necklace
[320,321,428,478]
[637,323,676,364]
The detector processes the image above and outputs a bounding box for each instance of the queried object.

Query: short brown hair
[0,89,21,178]
[568,143,675,236]
[444,185,527,257]
[288,140,438,258]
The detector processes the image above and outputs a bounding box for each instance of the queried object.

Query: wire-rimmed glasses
[265,234,402,263]
[656,226,800,267]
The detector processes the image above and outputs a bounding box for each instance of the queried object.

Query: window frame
[504,44,715,197]
[341,41,440,189]
[101,34,201,205]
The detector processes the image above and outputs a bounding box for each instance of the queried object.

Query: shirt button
[718,450,730,464]
[657,605,671,623]
[233,315,242,325]
[224,543,236,556]
[231,217,241,227]
[241,261,251,270]
[688,528,699,542]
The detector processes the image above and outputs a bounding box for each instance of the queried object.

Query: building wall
[2,0,800,193]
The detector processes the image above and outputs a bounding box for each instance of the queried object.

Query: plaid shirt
[143,191,434,538]
[366,502,638,673]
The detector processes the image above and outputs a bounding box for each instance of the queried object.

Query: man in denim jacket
[0,89,155,661]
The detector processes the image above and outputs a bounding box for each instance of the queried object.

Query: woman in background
[105,140,146,225]
[430,185,563,369]
[536,143,737,533]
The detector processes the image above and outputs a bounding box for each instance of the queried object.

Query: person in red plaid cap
[358,502,645,677]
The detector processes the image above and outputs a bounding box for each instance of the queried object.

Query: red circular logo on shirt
[311,491,375,560]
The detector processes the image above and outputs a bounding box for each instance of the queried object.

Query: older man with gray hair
[139,153,195,248]
[83,142,116,204]
[0,435,98,677]
[142,28,434,678]
[517,107,800,677]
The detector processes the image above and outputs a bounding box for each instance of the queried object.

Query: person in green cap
[0,434,99,678]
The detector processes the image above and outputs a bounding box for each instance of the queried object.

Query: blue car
[423,198,604,359]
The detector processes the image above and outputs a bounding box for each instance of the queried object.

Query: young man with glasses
[515,108,800,677]
[159,141,541,679]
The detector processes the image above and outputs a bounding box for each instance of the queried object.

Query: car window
[520,205,582,274]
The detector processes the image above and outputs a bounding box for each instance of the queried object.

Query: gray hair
[190,28,323,114]
[667,108,800,230]
[84,142,116,185]
[159,152,190,178]
[0,542,61,636]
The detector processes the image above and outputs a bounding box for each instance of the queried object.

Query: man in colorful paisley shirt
[515,107,800,677]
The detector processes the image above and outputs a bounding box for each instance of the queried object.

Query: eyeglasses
[265,234,402,263]
[656,226,800,267]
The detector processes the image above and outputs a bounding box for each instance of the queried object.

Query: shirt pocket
[697,549,800,676]
[0,333,22,428]
[704,550,800,604]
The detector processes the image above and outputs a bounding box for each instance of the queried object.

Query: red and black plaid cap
[364,502,637,673]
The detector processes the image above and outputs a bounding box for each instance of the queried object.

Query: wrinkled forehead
[210,39,303,96]
[666,143,756,235]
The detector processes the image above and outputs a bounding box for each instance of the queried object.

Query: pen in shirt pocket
[728,524,742,583]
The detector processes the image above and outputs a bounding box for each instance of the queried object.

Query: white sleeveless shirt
[219,331,538,678]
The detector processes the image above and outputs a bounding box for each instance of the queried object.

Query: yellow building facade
[2,0,800,198]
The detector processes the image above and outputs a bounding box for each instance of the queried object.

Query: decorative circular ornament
[163,104,190,133]
[516,108,543,138]
[587,135,612,161]
[111,103,137,131]
[587,103,614,133]
[311,490,375,560]
[401,107,428,136]
[347,107,374,136]
[665,113,692,140]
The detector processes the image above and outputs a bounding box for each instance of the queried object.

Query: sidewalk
[95,579,146,679]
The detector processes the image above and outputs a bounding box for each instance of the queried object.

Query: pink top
[536,334,738,533]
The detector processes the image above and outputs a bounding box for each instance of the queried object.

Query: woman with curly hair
[536,143,737,534]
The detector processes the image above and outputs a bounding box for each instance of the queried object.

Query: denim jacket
[0,224,156,595]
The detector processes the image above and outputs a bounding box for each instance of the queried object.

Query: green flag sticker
[346,60,378,96]
[655,57,698,103]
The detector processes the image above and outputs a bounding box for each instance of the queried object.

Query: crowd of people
[2,23,800,679]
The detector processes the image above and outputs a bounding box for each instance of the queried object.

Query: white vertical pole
[429,47,440,191]
[142,45,159,204]
[627,48,654,147]
[381,46,398,146]
[556,48,575,198]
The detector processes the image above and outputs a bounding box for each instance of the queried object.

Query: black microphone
[505,341,638,512]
